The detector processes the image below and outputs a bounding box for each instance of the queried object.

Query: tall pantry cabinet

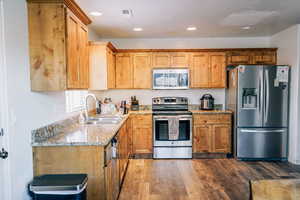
[27,0,92,91]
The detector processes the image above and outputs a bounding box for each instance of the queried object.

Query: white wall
[270,24,300,164]
[102,37,271,49]
[2,1,93,199]
[94,89,225,105]
[89,27,102,41]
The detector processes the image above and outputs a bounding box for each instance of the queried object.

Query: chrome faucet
[84,93,100,120]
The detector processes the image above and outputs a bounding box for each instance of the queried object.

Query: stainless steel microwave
[152,69,189,90]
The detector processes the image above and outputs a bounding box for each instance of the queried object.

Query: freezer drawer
[237,128,287,160]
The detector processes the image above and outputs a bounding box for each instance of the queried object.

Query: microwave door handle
[178,74,182,86]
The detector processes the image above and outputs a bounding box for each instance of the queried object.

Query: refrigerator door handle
[259,70,263,116]
[240,129,285,133]
[264,70,270,124]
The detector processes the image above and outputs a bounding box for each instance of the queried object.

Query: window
[65,90,88,113]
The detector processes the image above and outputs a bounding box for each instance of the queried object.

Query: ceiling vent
[122,9,133,18]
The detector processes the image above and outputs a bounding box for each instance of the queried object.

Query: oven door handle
[153,115,192,119]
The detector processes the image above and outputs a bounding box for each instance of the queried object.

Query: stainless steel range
[152,97,192,159]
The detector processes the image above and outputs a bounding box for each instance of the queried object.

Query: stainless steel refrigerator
[226,65,290,160]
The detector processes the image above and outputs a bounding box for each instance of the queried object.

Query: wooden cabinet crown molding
[89,41,118,53]
[27,0,92,25]
[116,48,277,53]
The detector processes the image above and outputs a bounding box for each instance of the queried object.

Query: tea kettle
[200,94,214,110]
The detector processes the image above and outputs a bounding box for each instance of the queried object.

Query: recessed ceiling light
[89,11,102,16]
[133,27,143,32]
[242,26,251,30]
[187,26,197,31]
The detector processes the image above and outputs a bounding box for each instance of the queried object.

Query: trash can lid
[30,174,88,193]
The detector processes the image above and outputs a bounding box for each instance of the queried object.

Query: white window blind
[65,90,88,113]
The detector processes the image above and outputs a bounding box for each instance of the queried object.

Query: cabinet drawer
[131,114,152,126]
[193,114,231,125]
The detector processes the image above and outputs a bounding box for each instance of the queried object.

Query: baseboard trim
[193,153,232,159]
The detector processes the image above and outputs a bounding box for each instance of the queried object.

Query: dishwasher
[105,137,120,200]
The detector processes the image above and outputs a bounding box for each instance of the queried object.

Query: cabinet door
[116,54,133,88]
[66,14,79,88]
[132,126,152,154]
[104,163,113,200]
[193,125,211,153]
[107,48,116,89]
[209,52,226,88]
[227,51,252,65]
[133,53,152,89]
[211,124,231,153]
[190,53,210,88]
[77,24,89,89]
[252,51,276,65]
[152,53,170,68]
[126,118,132,157]
[170,53,189,67]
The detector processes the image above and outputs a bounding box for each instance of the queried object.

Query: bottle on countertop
[120,100,128,115]
[131,96,139,111]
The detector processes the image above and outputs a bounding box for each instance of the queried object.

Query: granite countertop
[32,115,129,147]
[32,107,232,148]
[190,110,233,114]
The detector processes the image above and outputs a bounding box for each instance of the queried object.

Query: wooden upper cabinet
[107,48,116,89]
[66,13,79,89]
[209,52,226,88]
[152,53,170,68]
[77,24,89,89]
[190,53,210,88]
[132,53,152,89]
[152,52,189,67]
[227,51,252,66]
[170,53,190,67]
[66,12,89,89]
[252,50,276,65]
[190,52,226,88]
[116,54,133,89]
[27,0,91,91]
[89,42,117,90]
[227,50,277,66]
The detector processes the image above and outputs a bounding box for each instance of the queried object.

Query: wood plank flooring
[119,159,300,200]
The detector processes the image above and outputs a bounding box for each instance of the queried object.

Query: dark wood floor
[119,159,300,200]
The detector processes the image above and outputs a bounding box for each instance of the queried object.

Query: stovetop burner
[152,97,190,115]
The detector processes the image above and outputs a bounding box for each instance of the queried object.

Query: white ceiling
[76,0,300,38]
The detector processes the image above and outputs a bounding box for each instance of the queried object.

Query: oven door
[153,115,192,147]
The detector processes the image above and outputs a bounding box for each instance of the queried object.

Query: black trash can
[28,174,88,200]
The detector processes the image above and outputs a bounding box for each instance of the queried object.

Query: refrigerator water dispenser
[242,88,257,109]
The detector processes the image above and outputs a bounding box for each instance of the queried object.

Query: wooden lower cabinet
[131,114,153,155]
[193,124,211,152]
[212,124,232,153]
[32,118,132,200]
[33,146,106,200]
[193,114,232,153]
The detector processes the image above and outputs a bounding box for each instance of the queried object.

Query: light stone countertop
[32,115,130,147]
[32,109,232,148]
[190,110,233,114]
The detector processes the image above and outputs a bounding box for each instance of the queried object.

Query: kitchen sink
[84,116,123,125]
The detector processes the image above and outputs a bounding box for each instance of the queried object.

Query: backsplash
[92,89,225,105]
